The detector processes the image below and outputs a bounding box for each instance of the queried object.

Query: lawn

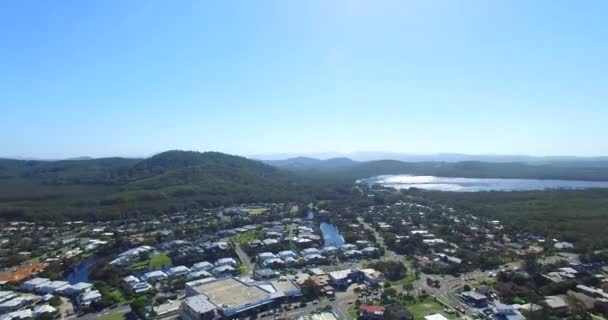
[127,259,150,271]
[107,289,127,304]
[406,300,455,320]
[389,259,417,288]
[97,312,127,320]
[149,253,172,269]
[232,230,264,245]
[348,307,359,319]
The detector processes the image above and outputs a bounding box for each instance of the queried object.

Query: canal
[319,222,345,248]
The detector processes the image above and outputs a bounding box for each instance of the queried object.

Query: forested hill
[266,157,608,181]
[0,151,350,221]
[3,150,608,222]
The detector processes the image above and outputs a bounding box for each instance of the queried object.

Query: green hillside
[0,151,338,221]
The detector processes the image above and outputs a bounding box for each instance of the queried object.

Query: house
[214,258,237,267]
[79,290,102,306]
[0,309,33,320]
[262,258,284,268]
[302,248,321,256]
[188,270,212,280]
[262,238,279,246]
[254,268,276,280]
[0,297,30,313]
[33,304,56,317]
[544,296,569,314]
[340,244,357,251]
[303,254,325,264]
[212,265,235,276]
[63,282,93,296]
[283,256,298,265]
[124,275,140,286]
[131,282,153,294]
[494,303,526,320]
[167,266,191,277]
[277,250,297,260]
[0,292,16,304]
[343,250,362,259]
[20,278,49,292]
[191,261,213,272]
[554,241,575,250]
[322,246,338,256]
[249,240,262,248]
[359,305,384,320]
[142,270,168,282]
[258,252,277,262]
[36,280,70,294]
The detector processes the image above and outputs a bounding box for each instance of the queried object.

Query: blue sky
[1,1,607,158]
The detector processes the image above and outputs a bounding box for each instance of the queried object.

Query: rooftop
[191,277,270,309]
[183,295,216,314]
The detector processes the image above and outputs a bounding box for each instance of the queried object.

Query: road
[357,218,400,261]
[235,243,254,275]
[67,305,130,320]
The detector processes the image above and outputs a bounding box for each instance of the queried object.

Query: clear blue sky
[1,1,607,158]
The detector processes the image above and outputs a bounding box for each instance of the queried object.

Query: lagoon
[360,175,608,192]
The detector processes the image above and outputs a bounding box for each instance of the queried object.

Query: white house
[167,266,191,277]
[20,278,49,292]
[142,270,168,282]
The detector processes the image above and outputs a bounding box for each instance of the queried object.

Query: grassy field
[232,230,264,245]
[389,259,417,288]
[149,253,172,269]
[127,259,150,271]
[107,289,127,304]
[97,312,127,320]
[406,300,455,320]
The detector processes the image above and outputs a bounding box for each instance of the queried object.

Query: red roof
[360,305,385,313]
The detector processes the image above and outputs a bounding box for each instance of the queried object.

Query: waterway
[65,255,99,284]
[319,222,345,248]
[360,175,608,192]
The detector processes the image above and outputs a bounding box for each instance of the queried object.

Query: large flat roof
[194,278,269,309]
[271,279,298,293]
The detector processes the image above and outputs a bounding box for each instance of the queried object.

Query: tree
[523,255,541,275]
[48,296,62,307]
[130,296,150,319]
[300,279,321,301]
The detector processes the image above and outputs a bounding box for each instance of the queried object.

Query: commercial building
[185,277,300,319]
[180,295,216,320]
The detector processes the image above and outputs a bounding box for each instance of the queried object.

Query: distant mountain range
[254,151,608,167]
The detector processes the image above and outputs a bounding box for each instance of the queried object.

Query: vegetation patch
[97,313,127,320]
[405,299,455,319]
[149,253,172,269]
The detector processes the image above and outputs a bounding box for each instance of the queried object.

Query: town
[0,186,607,320]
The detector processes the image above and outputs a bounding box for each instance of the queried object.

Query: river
[359,175,608,192]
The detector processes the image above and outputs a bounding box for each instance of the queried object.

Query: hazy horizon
[2,1,607,158]
[4,150,608,162]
